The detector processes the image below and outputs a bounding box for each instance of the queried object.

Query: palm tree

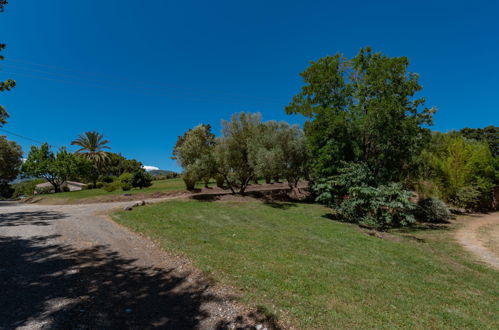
[71,131,111,187]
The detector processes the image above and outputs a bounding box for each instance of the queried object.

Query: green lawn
[32,178,193,203]
[113,200,499,329]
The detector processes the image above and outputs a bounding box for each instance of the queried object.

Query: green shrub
[182,171,197,190]
[99,175,115,183]
[131,171,153,189]
[314,162,373,207]
[11,179,45,197]
[118,172,134,191]
[417,197,451,223]
[450,186,481,209]
[103,181,120,192]
[337,183,416,230]
[95,182,105,189]
[121,182,132,191]
[215,174,225,188]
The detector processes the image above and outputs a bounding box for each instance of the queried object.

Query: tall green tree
[0,135,22,183]
[286,47,435,182]
[22,143,88,192]
[71,131,111,186]
[71,131,111,165]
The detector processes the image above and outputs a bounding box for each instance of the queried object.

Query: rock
[256,325,263,330]
[123,206,133,211]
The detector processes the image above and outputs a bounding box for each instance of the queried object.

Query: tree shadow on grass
[0,234,233,329]
[0,210,67,227]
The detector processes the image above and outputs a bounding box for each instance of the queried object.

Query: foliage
[71,131,111,167]
[11,178,45,197]
[419,132,495,208]
[131,170,153,189]
[173,124,217,188]
[101,152,143,177]
[22,143,88,192]
[314,162,373,207]
[335,183,416,229]
[0,135,23,183]
[249,120,309,189]
[416,197,451,223]
[118,172,133,191]
[460,125,498,157]
[103,181,120,192]
[182,170,197,191]
[215,174,225,188]
[1,42,16,126]
[214,113,263,193]
[285,47,434,182]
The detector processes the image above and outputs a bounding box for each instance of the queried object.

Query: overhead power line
[0,127,61,148]
[4,58,284,105]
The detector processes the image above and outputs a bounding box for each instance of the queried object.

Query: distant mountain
[148,169,179,178]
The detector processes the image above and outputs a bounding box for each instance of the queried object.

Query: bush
[121,182,132,191]
[99,175,115,183]
[95,182,105,189]
[314,162,373,207]
[11,179,45,197]
[336,183,416,230]
[103,181,120,192]
[118,172,134,191]
[417,197,451,223]
[215,174,225,188]
[0,183,14,198]
[131,171,153,189]
[35,185,54,195]
[450,186,481,209]
[182,171,197,190]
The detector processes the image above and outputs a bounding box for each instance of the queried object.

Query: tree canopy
[71,131,111,166]
[286,47,435,182]
[22,143,91,192]
[0,135,22,183]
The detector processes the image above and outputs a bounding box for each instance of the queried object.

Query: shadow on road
[0,210,67,227]
[0,234,225,329]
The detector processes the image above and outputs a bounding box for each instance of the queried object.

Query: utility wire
[0,127,62,148]
[6,58,283,104]
[2,69,281,108]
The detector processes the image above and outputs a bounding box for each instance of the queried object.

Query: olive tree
[172,124,217,189]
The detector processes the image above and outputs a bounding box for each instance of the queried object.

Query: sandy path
[455,212,499,270]
[0,199,262,329]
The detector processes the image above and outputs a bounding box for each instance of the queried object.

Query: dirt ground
[0,198,276,329]
[455,212,499,270]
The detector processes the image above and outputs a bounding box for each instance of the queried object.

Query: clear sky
[1,0,498,171]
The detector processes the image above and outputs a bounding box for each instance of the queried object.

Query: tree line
[172,113,309,193]
[173,47,498,229]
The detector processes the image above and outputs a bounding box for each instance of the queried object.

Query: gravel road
[0,200,261,330]
[455,212,499,270]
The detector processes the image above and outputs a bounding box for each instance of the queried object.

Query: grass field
[112,199,499,329]
[28,178,194,204]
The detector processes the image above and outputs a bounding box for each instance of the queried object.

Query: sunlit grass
[113,200,499,329]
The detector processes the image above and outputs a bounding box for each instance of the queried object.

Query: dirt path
[0,199,265,329]
[455,212,499,270]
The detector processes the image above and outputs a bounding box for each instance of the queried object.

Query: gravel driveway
[0,200,259,330]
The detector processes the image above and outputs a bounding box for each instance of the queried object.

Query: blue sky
[1,0,498,171]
